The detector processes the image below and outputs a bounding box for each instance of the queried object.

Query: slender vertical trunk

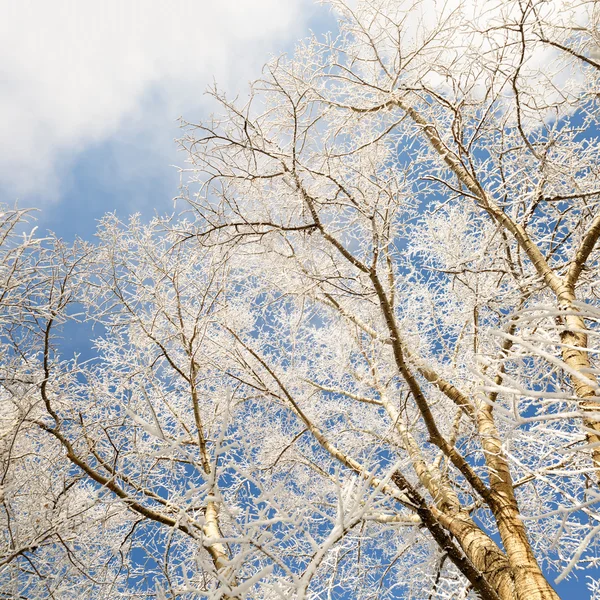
[433,510,516,600]
[203,501,237,595]
[556,285,600,473]
[491,493,559,599]
[477,408,560,600]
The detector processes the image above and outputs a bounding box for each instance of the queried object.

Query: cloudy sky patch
[1,0,330,212]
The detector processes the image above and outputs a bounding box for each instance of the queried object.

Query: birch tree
[3,1,600,599]
[175,0,600,597]
[0,207,131,598]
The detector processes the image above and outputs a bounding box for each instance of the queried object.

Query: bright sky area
[0,0,335,240]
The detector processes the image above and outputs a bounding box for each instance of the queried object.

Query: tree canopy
[2,1,600,598]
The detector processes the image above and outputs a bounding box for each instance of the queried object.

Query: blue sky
[0,1,595,598]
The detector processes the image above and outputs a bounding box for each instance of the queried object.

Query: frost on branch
[3,0,600,598]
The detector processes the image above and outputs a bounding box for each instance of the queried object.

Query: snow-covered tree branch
[3,1,600,598]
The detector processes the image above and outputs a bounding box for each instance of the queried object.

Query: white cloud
[0,0,325,202]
